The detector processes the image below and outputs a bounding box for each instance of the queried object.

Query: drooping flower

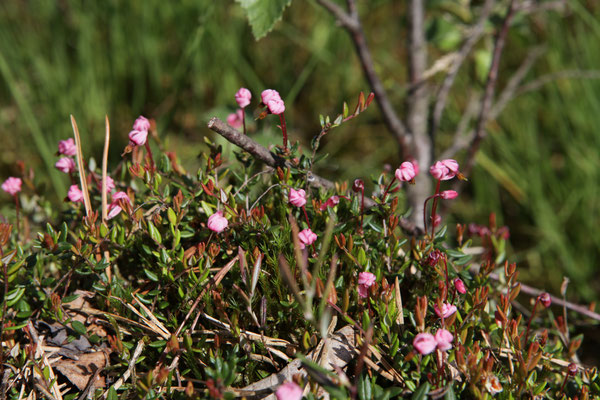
[395,161,417,182]
[320,195,340,211]
[235,87,252,108]
[440,190,458,199]
[358,271,376,298]
[434,329,454,351]
[275,381,303,400]
[539,292,552,308]
[129,129,148,146]
[429,159,460,181]
[2,177,22,196]
[67,185,84,203]
[226,109,244,130]
[58,138,77,156]
[298,228,317,249]
[454,278,467,294]
[288,188,306,208]
[261,89,281,105]
[413,333,437,355]
[55,157,76,174]
[434,302,457,319]
[267,98,285,115]
[207,211,228,233]
[484,374,503,395]
[107,191,131,220]
[133,116,151,132]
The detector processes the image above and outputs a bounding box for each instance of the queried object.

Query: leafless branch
[405,0,432,228]
[431,0,495,140]
[490,46,546,118]
[207,117,423,235]
[489,273,600,322]
[463,0,517,177]
[316,0,410,155]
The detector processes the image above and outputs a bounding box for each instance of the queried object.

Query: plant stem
[301,206,312,230]
[145,142,155,172]
[430,180,441,238]
[13,195,20,238]
[524,297,540,344]
[381,176,396,201]
[242,110,247,136]
[278,113,288,151]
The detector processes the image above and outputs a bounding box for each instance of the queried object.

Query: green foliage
[236,0,293,39]
[0,106,597,397]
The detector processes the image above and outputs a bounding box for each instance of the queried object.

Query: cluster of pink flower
[288,188,317,249]
[128,116,151,147]
[1,177,22,197]
[227,87,286,131]
[413,328,454,355]
[207,211,228,233]
[55,138,77,174]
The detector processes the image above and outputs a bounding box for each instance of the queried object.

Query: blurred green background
[0,0,598,302]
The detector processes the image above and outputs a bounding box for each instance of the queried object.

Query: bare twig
[431,0,495,139]
[100,340,145,399]
[488,272,600,322]
[406,0,431,228]
[208,117,423,236]
[491,46,546,117]
[463,0,517,177]
[316,0,410,154]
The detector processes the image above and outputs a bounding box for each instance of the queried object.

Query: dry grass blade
[101,115,110,222]
[70,115,92,217]
[121,300,170,340]
[395,277,404,325]
[175,255,239,336]
[100,339,145,399]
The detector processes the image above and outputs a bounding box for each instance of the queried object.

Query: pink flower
[432,214,442,227]
[434,329,454,351]
[320,195,339,211]
[207,211,228,233]
[429,159,460,181]
[2,177,22,196]
[440,190,458,199]
[411,159,420,176]
[267,98,285,115]
[107,191,131,220]
[298,228,317,249]
[395,161,417,182]
[288,188,306,208]
[227,109,244,130]
[413,333,437,355]
[358,271,376,298]
[55,157,76,173]
[484,375,503,395]
[67,185,84,203]
[539,292,551,308]
[454,278,467,294]
[275,381,303,400]
[97,176,115,193]
[58,138,77,156]
[235,87,252,108]
[129,129,148,146]
[434,302,457,319]
[261,89,281,105]
[133,116,151,132]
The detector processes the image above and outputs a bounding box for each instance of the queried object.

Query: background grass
[0,0,598,302]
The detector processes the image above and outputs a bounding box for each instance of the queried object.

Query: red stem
[144,142,155,172]
[524,297,540,344]
[359,188,365,234]
[301,206,312,230]
[381,176,396,201]
[430,179,442,238]
[278,113,288,151]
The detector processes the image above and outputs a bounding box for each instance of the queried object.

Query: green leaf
[358,374,372,400]
[71,320,87,336]
[444,385,457,400]
[412,382,430,400]
[148,221,162,244]
[167,207,177,226]
[235,0,293,40]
